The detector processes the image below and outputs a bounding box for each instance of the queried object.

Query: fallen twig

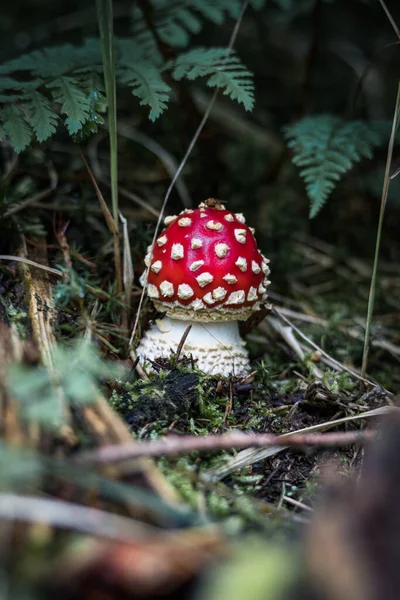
[0,493,157,542]
[77,429,377,465]
[204,405,394,481]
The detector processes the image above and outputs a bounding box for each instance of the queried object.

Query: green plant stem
[96,0,122,294]
[360,80,400,383]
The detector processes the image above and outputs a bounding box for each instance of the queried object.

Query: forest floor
[1,198,398,598]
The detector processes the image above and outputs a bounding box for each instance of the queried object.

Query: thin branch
[282,496,314,512]
[0,255,63,277]
[378,0,400,40]
[129,0,250,349]
[0,493,155,542]
[77,429,376,465]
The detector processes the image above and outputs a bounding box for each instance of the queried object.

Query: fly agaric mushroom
[137,199,270,376]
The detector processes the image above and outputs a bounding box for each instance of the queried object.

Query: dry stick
[0,493,155,543]
[0,255,122,303]
[271,308,393,395]
[79,148,123,298]
[378,0,400,39]
[77,429,376,465]
[283,496,314,512]
[128,0,250,350]
[0,255,62,277]
[119,211,134,313]
[175,325,192,362]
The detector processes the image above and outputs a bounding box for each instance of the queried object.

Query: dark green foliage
[0,7,256,152]
[0,39,105,149]
[132,0,242,49]
[284,115,384,218]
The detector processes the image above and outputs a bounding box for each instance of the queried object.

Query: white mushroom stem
[136,317,250,377]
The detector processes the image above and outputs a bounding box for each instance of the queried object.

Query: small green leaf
[24,91,58,142]
[47,76,91,134]
[0,104,33,152]
[118,63,171,121]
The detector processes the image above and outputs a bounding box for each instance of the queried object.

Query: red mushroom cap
[142,200,270,321]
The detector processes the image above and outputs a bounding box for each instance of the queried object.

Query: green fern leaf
[284,115,382,218]
[117,45,171,121]
[46,76,91,134]
[167,48,254,111]
[0,105,33,152]
[24,91,58,142]
[0,39,101,78]
[0,77,43,103]
[118,65,170,121]
[115,39,170,120]
[132,1,241,49]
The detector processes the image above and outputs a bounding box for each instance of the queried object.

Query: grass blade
[96,0,122,294]
[360,81,400,382]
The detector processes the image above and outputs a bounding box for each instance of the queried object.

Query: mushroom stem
[137,317,250,376]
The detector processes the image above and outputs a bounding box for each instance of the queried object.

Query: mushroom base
[136,317,250,377]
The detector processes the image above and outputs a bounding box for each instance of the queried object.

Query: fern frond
[284,115,382,218]
[0,78,44,105]
[116,39,171,121]
[0,39,102,78]
[118,64,170,121]
[0,105,33,152]
[132,0,242,49]
[167,48,254,111]
[46,76,92,134]
[24,91,58,142]
[0,40,106,149]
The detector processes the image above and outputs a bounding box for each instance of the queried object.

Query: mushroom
[136,199,271,376]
